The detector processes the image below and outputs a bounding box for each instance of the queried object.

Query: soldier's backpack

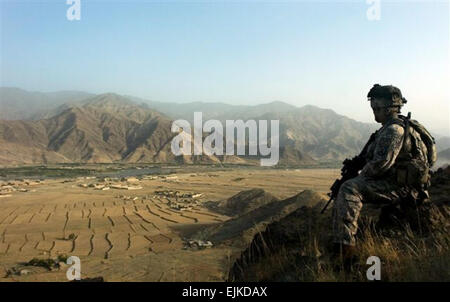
[395,113,437,188]
[402,113,437,167]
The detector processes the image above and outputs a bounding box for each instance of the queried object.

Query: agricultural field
[0,167,338,281]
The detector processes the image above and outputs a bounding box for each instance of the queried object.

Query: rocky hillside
[0,94,224,165]
[196,190,326,247]
[206,188,280,217]
[227,167,450,282]
[256,106,376,161]
[1,93,316,165]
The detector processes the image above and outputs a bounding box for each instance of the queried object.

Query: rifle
[320,131,377,214]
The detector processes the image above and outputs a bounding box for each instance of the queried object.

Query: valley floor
[0,167,338,282]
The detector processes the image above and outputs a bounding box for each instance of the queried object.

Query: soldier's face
[370,98,390,123]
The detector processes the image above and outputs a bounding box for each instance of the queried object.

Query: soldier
[331,84,436,259]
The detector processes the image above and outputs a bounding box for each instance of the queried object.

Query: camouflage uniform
[331,116,428,246]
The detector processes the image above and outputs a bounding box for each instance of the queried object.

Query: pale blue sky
[0,0,449,135]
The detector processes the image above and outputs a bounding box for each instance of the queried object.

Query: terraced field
[0,168,338,281]
[0,193,226,255]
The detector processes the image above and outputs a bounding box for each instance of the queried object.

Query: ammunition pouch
[395,158,429,188]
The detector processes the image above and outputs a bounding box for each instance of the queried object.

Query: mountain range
[1,87,447,166]
[0,93,220,165]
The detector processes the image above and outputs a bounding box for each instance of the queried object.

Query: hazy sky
[1,0,449,136]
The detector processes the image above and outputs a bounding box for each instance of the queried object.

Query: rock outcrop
[228,168,450,281]
[198,190,326,247]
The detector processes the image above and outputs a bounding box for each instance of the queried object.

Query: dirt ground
[0,168,338,281]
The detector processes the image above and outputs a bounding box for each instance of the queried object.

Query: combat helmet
[367,84,407,107]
